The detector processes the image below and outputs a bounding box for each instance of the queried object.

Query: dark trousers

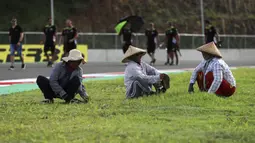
[36,75,81,102]
[122,42,131,54]
[63,42,77,57]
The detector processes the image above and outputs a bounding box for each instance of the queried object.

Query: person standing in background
[145,23,158,65]
[121,23,135,54]
[8,17,26,70]
[164,22,180,65]
[205,20,219,44]
[59,19,78,57]
[43,17,57,67]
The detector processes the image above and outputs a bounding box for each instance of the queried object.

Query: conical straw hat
[197,42,222,58]
[121,45,146,63]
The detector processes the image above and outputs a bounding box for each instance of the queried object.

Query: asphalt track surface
[0,60,254,80]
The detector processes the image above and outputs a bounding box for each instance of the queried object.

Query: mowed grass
[1,68,255,143]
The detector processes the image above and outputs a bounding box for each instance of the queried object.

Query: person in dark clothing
[165,50,170,65]
[145,23,158,65]
[164,22,180,65]
[8,17,26,70]
[205,20,219,44]
[43,17,57,67]
[36,49,89,104]
[121,24,134,54]
[59,19,78,57]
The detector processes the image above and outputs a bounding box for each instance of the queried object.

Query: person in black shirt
[121,23,134,54]
[205,20,219,44]
[164,22,180,65]
[43,17,57,67]
[145,23,158,65]
[59,19,78,57]
[8,17,26,70]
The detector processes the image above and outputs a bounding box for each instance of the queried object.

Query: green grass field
[1,68,255,143]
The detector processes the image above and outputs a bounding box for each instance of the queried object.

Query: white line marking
[0,66,254,86]
[0,85,10,87]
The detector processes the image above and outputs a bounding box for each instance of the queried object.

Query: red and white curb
[0,68,194,87]
[0,66,254,87]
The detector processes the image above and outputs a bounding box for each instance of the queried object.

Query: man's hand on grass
[188,83,194,93]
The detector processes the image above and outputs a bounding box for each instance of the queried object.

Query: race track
[0,60,254,80]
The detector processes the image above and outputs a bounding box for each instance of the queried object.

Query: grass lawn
[1,68,255,143]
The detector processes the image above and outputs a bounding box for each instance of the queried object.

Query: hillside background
[1,0,255,34]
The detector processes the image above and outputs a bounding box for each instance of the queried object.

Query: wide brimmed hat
[197,42,222,58]
[62,49,85,62]
[121,45,146,63]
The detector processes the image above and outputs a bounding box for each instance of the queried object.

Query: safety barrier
[0,32,255,49]
[0,44,88,63]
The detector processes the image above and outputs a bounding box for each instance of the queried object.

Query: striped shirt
[49,62,88,99]
[124,61,161,96]
[190,58,236,93]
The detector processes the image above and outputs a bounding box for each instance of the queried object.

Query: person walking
[164,22,180,65]
[145,23,158,65]
[59,19,78,57]
[8,17,26,70]
[42,17,57,67]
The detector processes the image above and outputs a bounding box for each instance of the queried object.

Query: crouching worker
[188,42,236,97]
[36,49,89,103]
[122,45,170,99]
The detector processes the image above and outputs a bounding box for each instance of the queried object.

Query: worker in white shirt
[122,45,170,99]
[188,42,236,97]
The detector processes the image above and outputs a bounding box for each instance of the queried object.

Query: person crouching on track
[145,22,159,65]
[36,49,89,103]
[123,45,170,99]
[188,42,236,97]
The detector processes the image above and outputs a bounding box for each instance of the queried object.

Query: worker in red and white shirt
[188,42,236,97]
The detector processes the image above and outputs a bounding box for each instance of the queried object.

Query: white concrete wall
[87,49,255,62]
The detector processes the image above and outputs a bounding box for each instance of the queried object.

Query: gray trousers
[127,77,158,98]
